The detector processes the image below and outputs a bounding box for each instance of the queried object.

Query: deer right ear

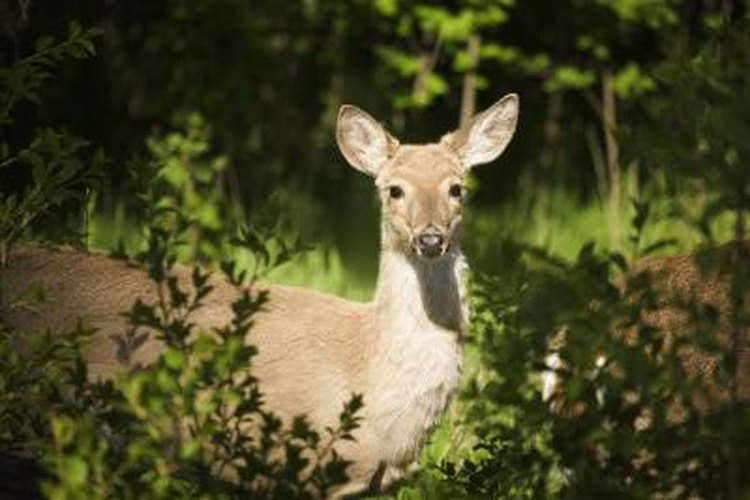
[441,93,519,169]
[336,105,399,177]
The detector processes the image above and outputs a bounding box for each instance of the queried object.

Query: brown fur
[631,244,750,405]
[547,243,750,424]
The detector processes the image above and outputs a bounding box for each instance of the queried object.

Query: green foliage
[0,16,106,495]
[372,1,514,109]
[438,22,750,498]
[543,65,597,93]
[445,233,750,498]
[0,20,102,265]
[127,112,235,264]
[612,62,655,99]
[595,0,679,27]
[0,316,93,456]
[0,20,100,125]
[0,129,102,263]
[634,23,750,239]
[115,110,310,285]
[372,0,679,112]
[0,114,361,498]
[438,245,562,498]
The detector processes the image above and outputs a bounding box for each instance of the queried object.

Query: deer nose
[416,229,445,258]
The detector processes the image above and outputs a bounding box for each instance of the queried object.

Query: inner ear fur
[441,93,519,168]
[336,105,400,177]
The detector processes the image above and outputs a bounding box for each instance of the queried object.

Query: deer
[0,94,521,496]
[543,242,750,427]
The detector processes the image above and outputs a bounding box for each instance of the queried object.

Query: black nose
[416,231,445,257]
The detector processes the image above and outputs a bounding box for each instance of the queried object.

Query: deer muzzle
[414,228,446,258]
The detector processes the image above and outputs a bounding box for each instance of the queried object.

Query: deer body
[0,95,521,495]
[543,244,750,421]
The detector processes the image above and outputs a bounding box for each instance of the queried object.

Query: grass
[468,186,736,268]
[265,246,373,300]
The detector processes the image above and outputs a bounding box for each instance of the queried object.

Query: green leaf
[68,20,82,38]
[374,0,398,17]
[163,347,184,370]
[64,456,88,487]
[613,63,655,99]
[544,65,596,92]
[35,36,55,52]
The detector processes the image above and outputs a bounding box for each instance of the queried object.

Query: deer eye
[449,184,463,199]
[388,185,404,199]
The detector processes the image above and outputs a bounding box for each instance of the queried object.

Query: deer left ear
[441,93,519,168]
[336,104,400,177]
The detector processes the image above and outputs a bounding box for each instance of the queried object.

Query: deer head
[336,94,519,260]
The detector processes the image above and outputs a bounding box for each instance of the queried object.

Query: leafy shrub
[0,16,106,490]
[0,19,103,263]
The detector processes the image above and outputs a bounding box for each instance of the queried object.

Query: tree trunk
[585,124,608,205]
[602,68,621,247]
[459,34,481,128]
[540,91,562,176]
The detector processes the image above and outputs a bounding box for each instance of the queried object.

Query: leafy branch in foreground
[0,21,100,126]
[0,20,103,265]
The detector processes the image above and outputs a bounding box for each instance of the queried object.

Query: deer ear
[336,105,399,177]
[441,93,519,168]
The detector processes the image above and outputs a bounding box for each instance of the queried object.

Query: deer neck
[373,247,467,340]
[365,246,466,463]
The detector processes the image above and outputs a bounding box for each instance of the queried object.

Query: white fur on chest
[370,322,461,464]
[367,251,466,465]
